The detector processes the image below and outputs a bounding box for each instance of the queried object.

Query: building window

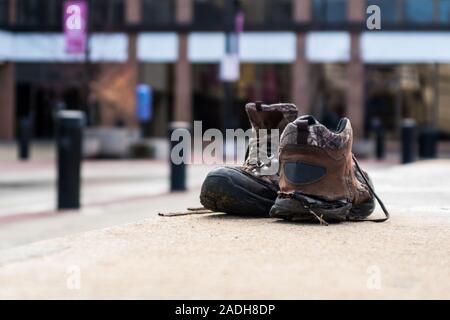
[368,0,450,26]
[16,0,41,26]
[312,0,347,23]
[141,0,175,25]
[0,0,8,25]
[46,0,64,28]
[91,0,125,30]
[440,0,450,23]
[193,0,292,29]
[242,0,292,26]
[404,0,434,24]
[367,0,399,23]
[194,0,225,28]
[15,0,64,28]
[15,0,125,30]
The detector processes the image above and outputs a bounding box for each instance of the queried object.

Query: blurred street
[0,143,213,249]
[0,142,449,299]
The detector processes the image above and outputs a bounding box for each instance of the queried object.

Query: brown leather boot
[200,102,298,216]
[270,115,389,223]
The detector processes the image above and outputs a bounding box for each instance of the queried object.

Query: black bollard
[57,111,85,210]
[18,117,32,160]
[372,118,386,160]
[169,122,189,192]
[401,119,417,164]
[418,127,438,159]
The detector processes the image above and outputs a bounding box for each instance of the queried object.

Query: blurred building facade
[1,0,450,142]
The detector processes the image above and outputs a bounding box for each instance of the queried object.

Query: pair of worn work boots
[200,102,389,223]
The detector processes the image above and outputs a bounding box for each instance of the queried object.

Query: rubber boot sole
[269,193,375,223]
[270,168,377,223]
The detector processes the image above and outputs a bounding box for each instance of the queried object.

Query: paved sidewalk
[0,159,213,249]
[0,160,449,299]
[0,157,211,219]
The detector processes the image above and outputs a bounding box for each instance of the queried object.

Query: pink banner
[64,0,88,54]
[235,11,245,35]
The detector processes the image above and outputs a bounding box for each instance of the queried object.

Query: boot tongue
[245,103,284,174]
[247,109,284,130]
[244,102,298,175]
[246,103,300,130]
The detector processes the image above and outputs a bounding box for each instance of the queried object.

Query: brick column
[348,0,365,22]
[292,0,311,114]
[127,33,139,126]
[9,0,16,23]
[0,63,15,140]
[125,0,142,24]
[176,0,193,23]
[174,35,191,123]
[174,0,193,123]
[123,0,142,126]
[293,0,311,23]
[346,0,365,138]
[0,0,17,140]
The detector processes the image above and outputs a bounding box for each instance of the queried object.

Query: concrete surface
[0,159,449,299]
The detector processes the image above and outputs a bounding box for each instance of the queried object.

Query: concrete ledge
[0,160,449,299]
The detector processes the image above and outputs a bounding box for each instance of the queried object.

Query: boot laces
[351,154,390,223]
[244,129,279,175]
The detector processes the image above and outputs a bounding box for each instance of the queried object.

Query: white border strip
[306,32,351,63]
[0,31,13,61]
[138,32,178,63]
[240,32,296,63]
[362,32,450,63]
[188,32,225,62]
[4,31,450,64]
[1,32,128,62]
[188,32,297,63]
